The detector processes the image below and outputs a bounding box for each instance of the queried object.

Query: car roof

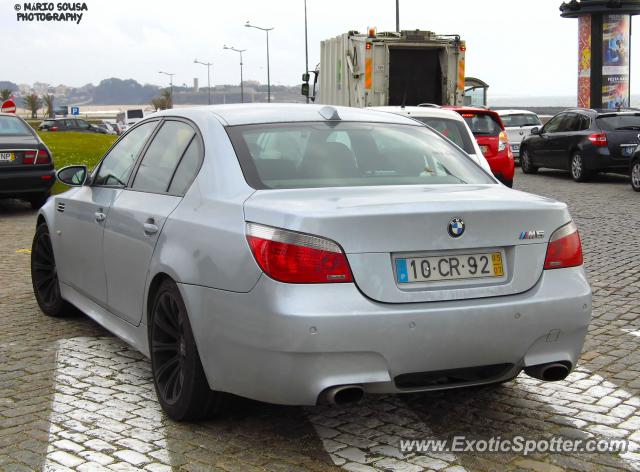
[445,106,500,117]
[560,107,640,116]
[369,106,465,121]
[148,104,423,127]
[496,109,538,116]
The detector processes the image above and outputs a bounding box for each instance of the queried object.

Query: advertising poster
[578,15,591,108]
[602,14,630,108]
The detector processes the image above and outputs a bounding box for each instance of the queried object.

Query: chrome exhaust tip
[524,362,571,381]
[323,385,364,405]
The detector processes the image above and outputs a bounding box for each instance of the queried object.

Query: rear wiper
[615,126,640,131]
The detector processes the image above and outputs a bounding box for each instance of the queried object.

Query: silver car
[32,104,592,421]
[497,109,543,158]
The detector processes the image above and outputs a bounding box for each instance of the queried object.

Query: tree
[161,89,173,109]
[43,94,55,118]
[150,97,168,111]
[0,89,11,101]
[23,94,42,119]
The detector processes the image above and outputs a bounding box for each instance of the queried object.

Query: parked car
[38,118,108,134]
[0,112,55,208]
[34,105,591,420]
[497,109,542,159]
[94,120,118,135]
[448,107,515,187]
[371,106,492,173]
[520,108,640,182]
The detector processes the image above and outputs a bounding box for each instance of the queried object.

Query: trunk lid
[0,136,40,170]
[244,185,571,303]
[596,113,640,159]
[505,126,538,146]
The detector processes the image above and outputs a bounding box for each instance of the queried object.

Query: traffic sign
[1,99,16,114]
[71,106,80,115]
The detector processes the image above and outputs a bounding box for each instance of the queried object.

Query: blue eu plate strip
[395,259,408,283]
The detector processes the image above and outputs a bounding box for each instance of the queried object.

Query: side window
[543,114,565,133]
[579,115,591,131]
[76,120,91,130]
[94,121,157,187]
[168,138,202,195]
[131,121,196,194]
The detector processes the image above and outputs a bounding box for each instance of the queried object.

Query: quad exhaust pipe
[524,362,570,381]
[323,385,364,405]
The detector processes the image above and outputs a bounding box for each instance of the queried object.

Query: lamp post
[158,71,175,108]
[396,0,400,32]
[223,45,247,103]
[194,59,213,105]
[304,0,309,104]
[245,21,274,103]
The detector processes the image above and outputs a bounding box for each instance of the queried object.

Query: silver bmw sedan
[32,104,592,421]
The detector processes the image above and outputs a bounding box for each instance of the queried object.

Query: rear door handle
[144,222,159,235]
[95,211,106,223]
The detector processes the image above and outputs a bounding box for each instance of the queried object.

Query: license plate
[0,152,14,162]
[396,251,504,284]
[621,146,635,157]
[511,144,520,152]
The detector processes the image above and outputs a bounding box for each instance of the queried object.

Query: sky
[2,0,640,97]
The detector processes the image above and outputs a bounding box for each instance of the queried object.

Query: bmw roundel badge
[448,217,465,238]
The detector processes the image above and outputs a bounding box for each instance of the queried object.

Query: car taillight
[588,132,608,147]
[498,130,509,152]
[246,223,353,283]
[23,150,50,165]
[544,221,583,270]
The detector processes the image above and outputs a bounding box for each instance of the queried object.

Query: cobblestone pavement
[1,168,639,472]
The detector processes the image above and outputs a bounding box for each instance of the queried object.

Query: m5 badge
[519,230,545,240]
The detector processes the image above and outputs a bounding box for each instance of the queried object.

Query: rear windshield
[462,113,503,136]
[596,114,640,131]
[0,116,33,136]
[227,122,495,190]
[500,113,541,127]
[411,117,475,154]
[127,110,144,119]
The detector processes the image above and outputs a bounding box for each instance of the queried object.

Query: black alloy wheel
[149,279,227,420]
[520,148,538,174]
[31,224,69,317]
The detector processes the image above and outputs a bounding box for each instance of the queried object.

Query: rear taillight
[246,223,353,284]
[544,221,583,270]
[588,132,608,147]
[498,130,509,152]
[23,150,50,165]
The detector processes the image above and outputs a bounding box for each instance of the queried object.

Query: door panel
[55,186,121,305]
[103,190,182,325]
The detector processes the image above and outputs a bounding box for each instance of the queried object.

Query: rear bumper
[584,148,631,173]
[0,168,55,197]
[181,267,592,406]
[487,152,515,182]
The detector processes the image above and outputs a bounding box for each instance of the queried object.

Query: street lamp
[245,21,274,103]
[223,45,247,103]
[304,0,309,104]
[396,0,400,32]
[194,59,213,105]
[158,71,175,108]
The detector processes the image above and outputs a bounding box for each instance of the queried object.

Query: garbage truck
[302,29,467,107]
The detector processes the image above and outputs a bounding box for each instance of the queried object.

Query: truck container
[309,29,466,108]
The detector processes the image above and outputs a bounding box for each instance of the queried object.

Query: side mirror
[530,127,540,136]
[57,165,89,187]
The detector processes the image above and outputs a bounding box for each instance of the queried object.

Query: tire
[570,152,591,182]
[27,192,50,209]
[149,279,228,421]
[31,224,72,317]
[520,148,538,174]
[631,159,640,192]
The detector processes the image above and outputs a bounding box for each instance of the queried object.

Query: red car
[448,107,515,187]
